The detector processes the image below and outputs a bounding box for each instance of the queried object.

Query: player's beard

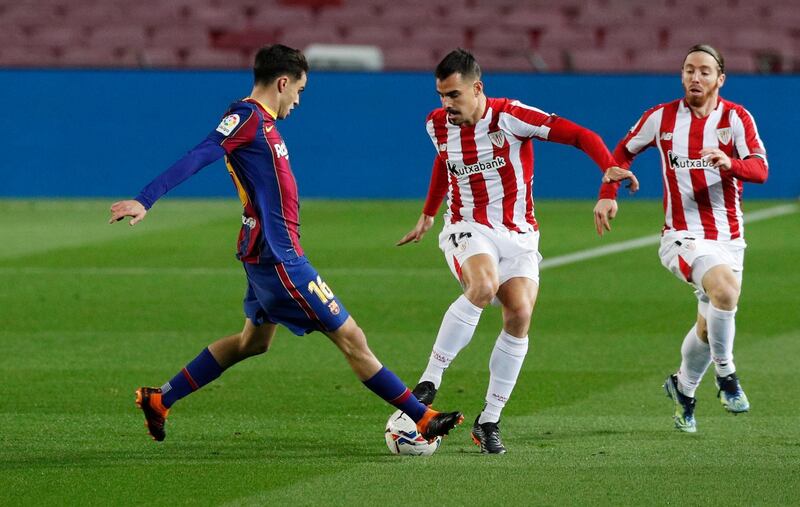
[685,83,719,108]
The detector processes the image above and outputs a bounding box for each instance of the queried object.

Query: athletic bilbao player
[595,44,768,433]
[110,45,463,444]
[398,48,637,453]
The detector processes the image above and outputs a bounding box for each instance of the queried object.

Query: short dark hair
[253,44,309,86]
[685,44,725,74]
[435,48,481,81]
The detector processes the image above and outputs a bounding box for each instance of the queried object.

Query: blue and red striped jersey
[135,98,303,264]
[213,98,303,264]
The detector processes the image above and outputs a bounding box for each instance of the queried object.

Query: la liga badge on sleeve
[216,114,240,136]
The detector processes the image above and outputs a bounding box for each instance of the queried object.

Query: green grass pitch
[1,198,799,505]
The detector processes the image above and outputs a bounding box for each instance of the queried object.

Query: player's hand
[109,199,147,226]
[602,166,640,193]
[397,214,434,246]
[700,147,732,171]
[593,198,618,237]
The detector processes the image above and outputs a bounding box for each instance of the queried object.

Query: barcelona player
[595,44,768,432]
[110,45,463,444]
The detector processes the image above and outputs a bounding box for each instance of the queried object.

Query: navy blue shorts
[242,257,350,336]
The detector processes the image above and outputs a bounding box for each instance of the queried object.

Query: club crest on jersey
[328,300,340,315]
[216,114,240,136]
[716,127,732,145]
[488,131,506,148]
[438,143,448,152]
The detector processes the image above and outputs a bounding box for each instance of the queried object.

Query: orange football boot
[135,387,169,441]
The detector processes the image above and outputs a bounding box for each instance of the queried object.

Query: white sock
[676,324,711,398]
[479,331,529,424]
[706,303,737,377]
[419,295,483,388]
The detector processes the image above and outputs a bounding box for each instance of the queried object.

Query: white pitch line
[1,203,796,277]
[540,202,798,270]
[540,235,661,270]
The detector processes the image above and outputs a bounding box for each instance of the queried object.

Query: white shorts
[658,231,745,305]
[438,221,542,286]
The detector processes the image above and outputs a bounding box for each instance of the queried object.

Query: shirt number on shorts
[308,275,335,303]
[448,232,472,248]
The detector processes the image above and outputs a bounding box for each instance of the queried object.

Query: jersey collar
[680,96,723,116]
[245,97,278,120]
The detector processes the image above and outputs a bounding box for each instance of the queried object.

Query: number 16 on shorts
[308,275,341,315]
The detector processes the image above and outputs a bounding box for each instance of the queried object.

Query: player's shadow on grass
[2,441,386,469]
[519,428,678,444]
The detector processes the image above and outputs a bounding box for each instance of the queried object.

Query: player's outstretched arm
[397,214,434,246]
[109,199,147,226]
[108,139,226,228]
[592,134,645,237]
[398,157,447,246]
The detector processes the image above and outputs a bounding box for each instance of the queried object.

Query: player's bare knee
[503,291,534,317]
[507,305,533,326]
[503,314,531,338]
[708,283,739,310]
[465,280,499,308]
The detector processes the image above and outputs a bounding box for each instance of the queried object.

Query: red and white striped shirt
[603,97,768,241]
[424,97,616,232]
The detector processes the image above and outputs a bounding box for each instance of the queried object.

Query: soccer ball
[384,409,441,456]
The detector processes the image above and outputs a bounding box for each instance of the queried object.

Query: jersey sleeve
[422,156,448,217]
[729,157,768,183]
[206,103,259,154]
[499,100,556,140]
[729,106,768,184]
[425,114,442,151]
[544,116,617,171]
[615,106,661,168]
[134,138,225,209]
[598,107,661,199]
[133,103,258,209]
[501,100,616,171]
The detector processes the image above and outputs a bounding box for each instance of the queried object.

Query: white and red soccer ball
[384,409,441,456]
